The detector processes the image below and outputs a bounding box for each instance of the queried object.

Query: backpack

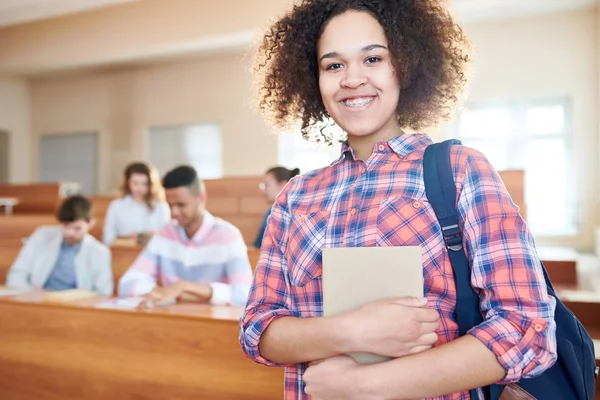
[422,139,597,400]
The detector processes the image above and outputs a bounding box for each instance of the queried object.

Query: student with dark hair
[103,162,170,246]
[7,195,113,296]
[118,165,253,308]
[253,166,301,249]
[239,1,557,399]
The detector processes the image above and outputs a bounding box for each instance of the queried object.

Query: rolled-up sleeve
[239,193,301,367]
[455,147,557,383]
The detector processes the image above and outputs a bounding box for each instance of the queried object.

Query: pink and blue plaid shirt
[239,134,557,399]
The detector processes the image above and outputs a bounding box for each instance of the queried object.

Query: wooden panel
[89,217,104,241]
[498,170,526,220]
[0,214,57,240]
[111,245,143,287]
[248,249,260,270]
[89,195,114,216]
[0,244,20,283]
[207,196,239,215]
[562,300,600,332]
[205,177,263,197]
[0,297,283,400]
[538,246,578,286]
[240,196,270,216]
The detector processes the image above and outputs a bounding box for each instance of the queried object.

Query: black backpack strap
[423,139,490,399]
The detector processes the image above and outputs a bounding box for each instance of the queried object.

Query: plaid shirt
[239,134,557,400]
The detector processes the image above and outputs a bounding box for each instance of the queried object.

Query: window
[452,99,575,236]
[148,123,223,180]
[278,130,342,173]
[38,132,97,195]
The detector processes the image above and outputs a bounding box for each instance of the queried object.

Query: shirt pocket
[376,197,438,246]
[285,210,329,287]
[376,196,449,278]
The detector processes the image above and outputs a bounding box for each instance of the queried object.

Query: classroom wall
[30,54,278,194]
[0,78,31,183]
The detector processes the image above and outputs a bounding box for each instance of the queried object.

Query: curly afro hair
[254,0,471,143]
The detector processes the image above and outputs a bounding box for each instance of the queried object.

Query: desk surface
[2,290,246,320]
[0,292,283,400]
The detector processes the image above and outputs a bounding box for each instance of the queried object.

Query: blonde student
[239,1,557,399]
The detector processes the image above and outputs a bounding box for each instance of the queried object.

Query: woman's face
[317,10,401,142]
[128,172,149,201]
[260,173,287,203]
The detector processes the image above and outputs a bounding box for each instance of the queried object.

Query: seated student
[7,195,113,296]
[103,162,170,246]
[118,165,253,308]
[253,166,300,249]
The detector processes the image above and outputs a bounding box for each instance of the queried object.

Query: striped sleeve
[210,225,253,306]
[455,146,558,383]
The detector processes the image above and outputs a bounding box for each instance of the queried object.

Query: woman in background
[103,162,170,246]
[253,166,300,249]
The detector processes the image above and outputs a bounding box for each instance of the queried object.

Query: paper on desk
[96,297,143,309]
[95,297,177,310]
[322,246,424,365]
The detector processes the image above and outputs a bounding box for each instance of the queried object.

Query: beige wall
[0,78,31,183]
[31,54,278,194]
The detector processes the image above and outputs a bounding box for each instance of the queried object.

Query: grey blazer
[6,226,113,296]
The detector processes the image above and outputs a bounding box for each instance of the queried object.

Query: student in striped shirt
[239,1,557,399]
[118,165,253,308]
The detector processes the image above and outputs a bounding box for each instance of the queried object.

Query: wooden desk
[0,293,283,399]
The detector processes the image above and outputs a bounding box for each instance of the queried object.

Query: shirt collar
[176,210,216,243]
[332,133,434,165]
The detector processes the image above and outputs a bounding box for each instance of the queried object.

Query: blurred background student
[103,162,170,246]
[252,166,300,249]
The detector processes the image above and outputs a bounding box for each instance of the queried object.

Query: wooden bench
[0,182,81,214]
[0,197,19,215]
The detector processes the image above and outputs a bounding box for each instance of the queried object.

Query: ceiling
[0,0,138,28]
[0,0,596,28]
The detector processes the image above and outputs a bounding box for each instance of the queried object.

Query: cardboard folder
[322,246,424,364]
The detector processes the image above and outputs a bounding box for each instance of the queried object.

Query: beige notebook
[322,246,424,364]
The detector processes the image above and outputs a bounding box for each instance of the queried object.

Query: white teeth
[342,97,374,108]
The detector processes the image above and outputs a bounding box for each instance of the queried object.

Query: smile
[341,96,375,108]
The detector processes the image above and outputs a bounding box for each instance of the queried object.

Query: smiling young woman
[240,1,558,400]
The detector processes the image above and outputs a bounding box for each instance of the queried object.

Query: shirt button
[378,144,385,151]
[350,208,357,215]
[534,323,545,333]
[412,201,421,209]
